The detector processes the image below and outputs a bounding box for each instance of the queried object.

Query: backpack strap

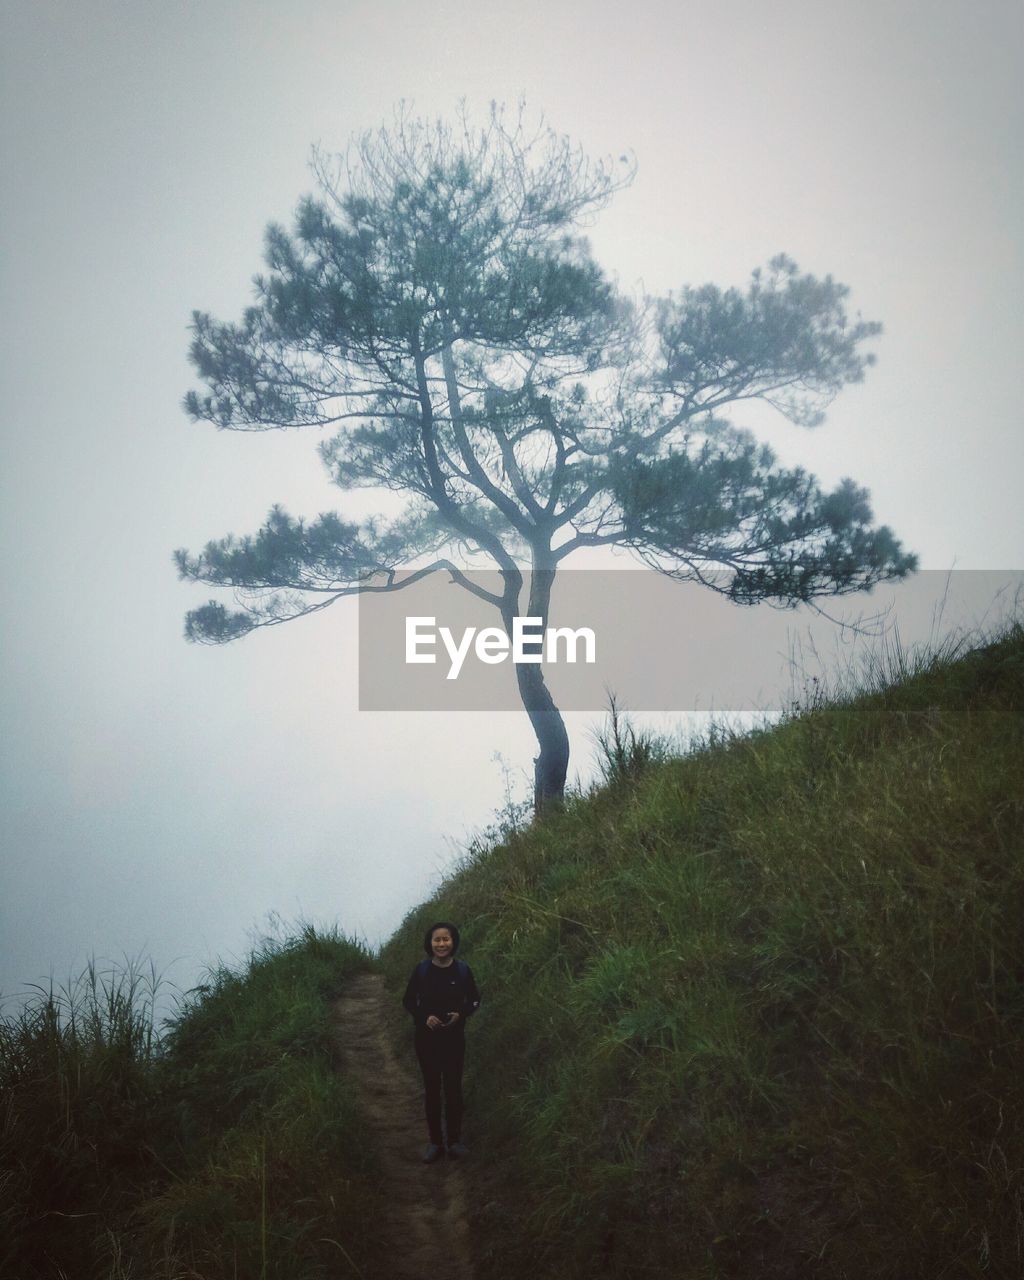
[414,957,468,1003]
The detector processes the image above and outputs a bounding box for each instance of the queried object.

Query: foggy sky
[2,0,1022,1007]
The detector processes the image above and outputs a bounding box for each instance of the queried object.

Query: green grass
[0,958,164,1278]
[4,622,1022,1277]
[380,621,1024,1278]
[1,926,382,1279]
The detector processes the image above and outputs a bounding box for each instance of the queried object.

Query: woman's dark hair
[423,921,461,956]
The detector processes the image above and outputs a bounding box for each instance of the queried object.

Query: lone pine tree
[177,104,916,811]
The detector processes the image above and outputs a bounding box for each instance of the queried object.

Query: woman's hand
[425,1012,460,1029]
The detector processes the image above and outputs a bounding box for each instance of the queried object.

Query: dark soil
[333,973,475,1279]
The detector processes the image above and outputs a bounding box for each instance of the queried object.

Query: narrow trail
[333,972,475,1280]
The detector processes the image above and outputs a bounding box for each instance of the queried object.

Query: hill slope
[4,626,1020,1277]
[1,929,385,1279]
[381,626,1024,1278]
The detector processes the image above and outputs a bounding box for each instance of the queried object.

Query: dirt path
[333,972,475,1280]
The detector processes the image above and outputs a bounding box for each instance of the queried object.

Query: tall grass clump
[0,959,163,1277]
[142,924,381,1280]
[1,924,383,1279]
[591,694,672,789]
[381,620,1024,1278]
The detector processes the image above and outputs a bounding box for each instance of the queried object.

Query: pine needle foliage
[177,102,916,809]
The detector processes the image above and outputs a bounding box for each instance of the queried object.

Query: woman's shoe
[446,1142,469,1158]
[422,1143,443,1163]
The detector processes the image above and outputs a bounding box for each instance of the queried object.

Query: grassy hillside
[381,624,1024,1278]
[0,928,382,1279]
[4,624,1021,1278]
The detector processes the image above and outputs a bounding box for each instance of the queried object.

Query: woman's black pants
[414,1027,465,1145]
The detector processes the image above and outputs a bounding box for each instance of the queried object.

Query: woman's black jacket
[402,958,481,1031]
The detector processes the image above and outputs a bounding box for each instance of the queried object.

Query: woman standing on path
[402,922,481,1164]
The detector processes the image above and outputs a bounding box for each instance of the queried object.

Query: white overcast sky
[2,0,1022,1004]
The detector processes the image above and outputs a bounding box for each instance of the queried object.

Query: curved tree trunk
[503,562,570,813]
[517,664,571,812]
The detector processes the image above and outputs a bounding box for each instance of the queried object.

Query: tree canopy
[177,104,916,809]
